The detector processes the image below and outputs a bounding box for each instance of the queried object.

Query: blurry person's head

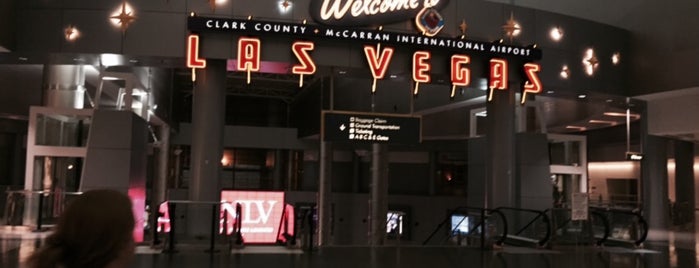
[27,189,135,268]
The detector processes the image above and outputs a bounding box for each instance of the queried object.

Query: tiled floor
[1,220,697,267]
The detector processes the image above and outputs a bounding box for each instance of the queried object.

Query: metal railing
[3,189,83,231]
[160,200,244,254]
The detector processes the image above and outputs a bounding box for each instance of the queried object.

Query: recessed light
[566,125,587,131]
[589,120,617,125]
[546,90,555,94]
[577,94,587,99]
[549,27,563,41]
[604,112,640,119]
[611,52,621,65]
[560,65,570,79]
[605,99,613,103]
[389,74,397,79]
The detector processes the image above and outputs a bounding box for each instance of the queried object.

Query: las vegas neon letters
[186,37,541,98]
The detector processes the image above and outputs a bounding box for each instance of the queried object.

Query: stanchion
[33,192,45,232]
[307,211,314,252]
[164,202,177,253]
[152,203,160,246]
[480,209,485,250]
[206,203,219,253]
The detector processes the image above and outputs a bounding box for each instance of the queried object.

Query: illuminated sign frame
[322,110,422,144]
[187,17,542,59]
[187,17,543,102]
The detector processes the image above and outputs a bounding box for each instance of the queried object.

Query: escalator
[549,207,609,246]
[590,206,648,247]
[422,206,507,248]
[493,207,551,248]
[549,206,648,248]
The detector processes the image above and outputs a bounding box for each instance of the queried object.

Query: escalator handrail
[421,206,508,246]
[590,206,648,246]
[494,207,551,247]
[590,211,610,246]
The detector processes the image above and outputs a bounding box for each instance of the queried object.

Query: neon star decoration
[280,0,292,13]
[583,48,599,76]
[502,12,521,42]
[110,2,136,32]
[459,19,468,38]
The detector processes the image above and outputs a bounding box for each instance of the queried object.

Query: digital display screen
[450,215,470,235]
[386,211,405,236]
[220,191,286,244]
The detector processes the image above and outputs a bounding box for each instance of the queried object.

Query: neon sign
[186,36,542,102]
[310,0,449,26]
[363,44,394,93]
[186,34,206,81]
[237,37,261,84]
[488,58,508,101]
[292,41,317,87]
[521,63,542,104]
[412,51,431,95]
[450,55,470,98]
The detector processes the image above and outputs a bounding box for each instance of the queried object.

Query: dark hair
[27,189,135,268]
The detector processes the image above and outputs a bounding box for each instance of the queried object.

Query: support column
[317,142,333,246]
[286,150,296,191]
[151,125,169,243]
[272,150,283,189]
[485,87,516,209]
[674,140,696,267]
[641,135,669,240]
[43,65,86,109]
[674,140,695,223]
[188,60,226,237]
[369,143,389,245]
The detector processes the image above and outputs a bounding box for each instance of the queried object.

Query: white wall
[589,158,699,208]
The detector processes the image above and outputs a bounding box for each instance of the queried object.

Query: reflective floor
[1,218,698,268]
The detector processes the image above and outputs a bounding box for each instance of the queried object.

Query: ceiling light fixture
[577,94,587,99]
[589,119,617,125]
[604,112,640,119]
[566,125,587,131]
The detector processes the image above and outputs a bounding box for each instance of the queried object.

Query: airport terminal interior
[1,0,699,267]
